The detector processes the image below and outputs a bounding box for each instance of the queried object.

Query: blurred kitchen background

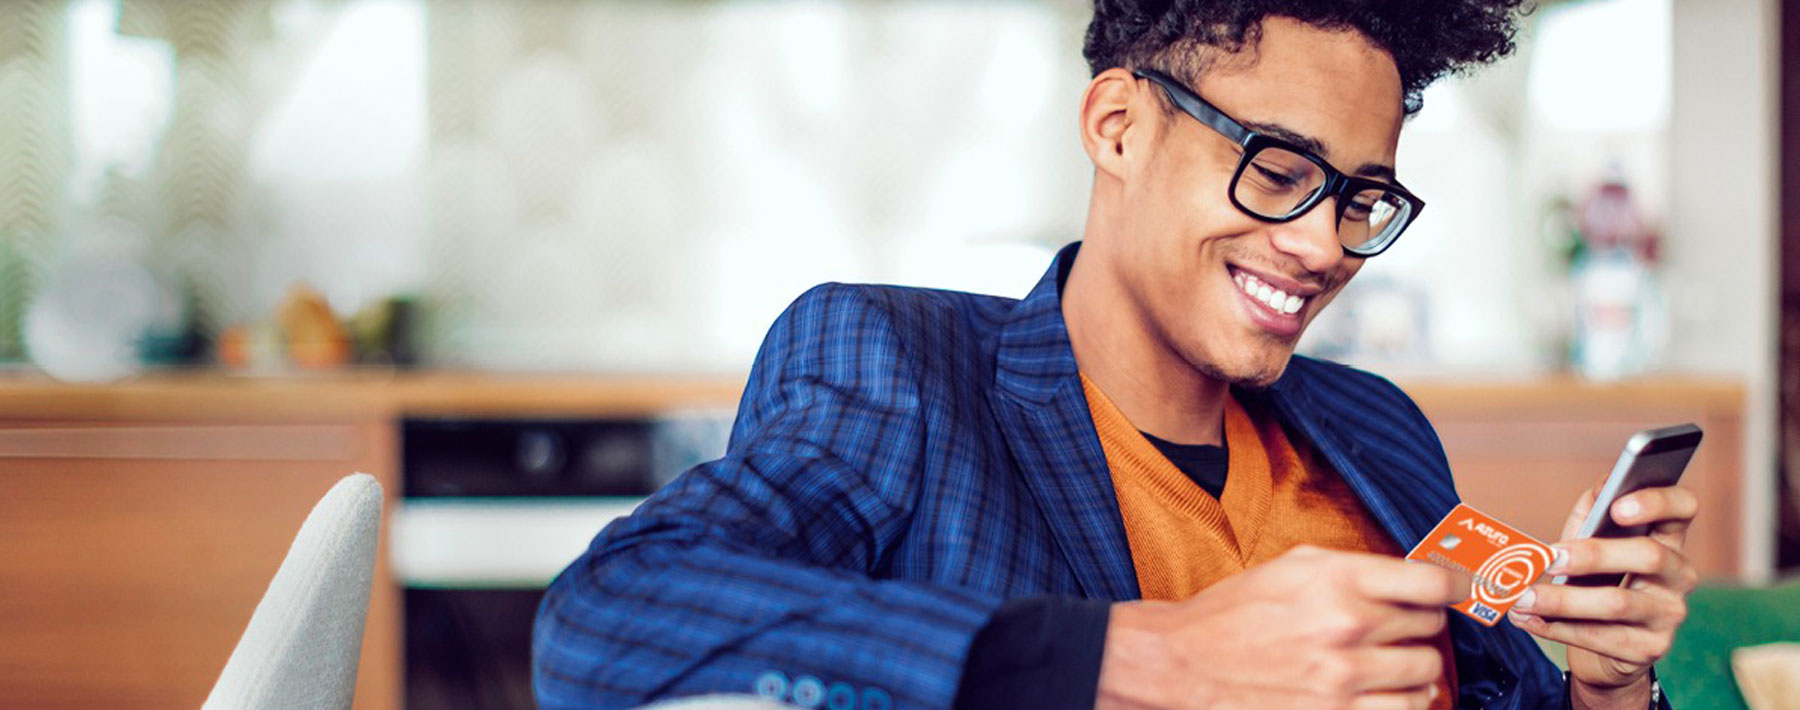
[2,0,1797,708]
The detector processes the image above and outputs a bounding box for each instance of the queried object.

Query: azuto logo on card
[1405,503,1555,627]
[1457,516,1510,547]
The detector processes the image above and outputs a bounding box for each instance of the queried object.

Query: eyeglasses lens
[1233,145,1412,253]
[1338,189,1411,252]
[1234,146,1325,218]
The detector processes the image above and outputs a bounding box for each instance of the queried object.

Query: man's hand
[1506,483,1700,710]
[1095,545,1463,710]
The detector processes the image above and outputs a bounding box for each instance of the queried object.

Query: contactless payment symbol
[1405,503,1554,627]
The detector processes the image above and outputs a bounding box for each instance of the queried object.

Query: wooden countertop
[0,370,750,421]
[0,369,1744,422]
[1396,374,1746,415]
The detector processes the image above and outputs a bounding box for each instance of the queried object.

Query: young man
[536,2,1698,709]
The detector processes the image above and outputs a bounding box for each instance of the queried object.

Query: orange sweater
[1082,374,1455,707]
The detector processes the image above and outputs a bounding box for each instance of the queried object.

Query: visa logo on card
[1405,503,1554,627]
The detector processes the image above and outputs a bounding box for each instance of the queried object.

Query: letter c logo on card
[1473,543,1552,605]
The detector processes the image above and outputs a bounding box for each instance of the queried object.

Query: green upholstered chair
[1658,580,1800,708]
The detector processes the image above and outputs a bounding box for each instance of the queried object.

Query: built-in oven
[392,412,733,709]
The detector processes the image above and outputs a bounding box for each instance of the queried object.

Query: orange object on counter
[278,285,352,370]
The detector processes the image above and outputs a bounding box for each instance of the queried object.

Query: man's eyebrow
[1241,119,1398,182]
[1242,120,1325,155]
[1354,163,1397,182]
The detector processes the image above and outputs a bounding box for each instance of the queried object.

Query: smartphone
[1553,423,1703,587]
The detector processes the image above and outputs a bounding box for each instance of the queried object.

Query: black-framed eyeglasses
[1134,68,1424,257]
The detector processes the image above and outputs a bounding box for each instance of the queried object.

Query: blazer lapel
[988,244,1141,601]
[1255,358,1544,701]
[1251,358,1458,549]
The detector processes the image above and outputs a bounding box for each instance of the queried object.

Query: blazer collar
[989,243,1142,600]
[992,243,1083,406]
[1252,364,1458,548]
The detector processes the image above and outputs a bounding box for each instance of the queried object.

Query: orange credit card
[1405,503,1555,626]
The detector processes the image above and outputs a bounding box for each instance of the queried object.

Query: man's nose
[1266,197,1346,275]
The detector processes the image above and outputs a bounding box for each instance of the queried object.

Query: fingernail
[1429,685,1440,701]
[1514,588,1536,611]
[1547,547,1569,574]
[1617,498,1642,520]
[1509,610,1538,625]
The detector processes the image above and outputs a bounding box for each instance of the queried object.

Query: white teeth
[1233,270,1308,316]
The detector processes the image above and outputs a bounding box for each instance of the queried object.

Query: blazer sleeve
[533,284,1007,710]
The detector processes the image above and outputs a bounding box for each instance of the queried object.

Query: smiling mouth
[1231,269,1308,316]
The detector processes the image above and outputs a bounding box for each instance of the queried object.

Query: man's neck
[1062,246,1229,447]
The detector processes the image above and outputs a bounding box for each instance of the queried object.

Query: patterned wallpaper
[421,0,1093,370]
[2,0,273,364]
[2,0,1690,379]
[0,1,69,361]
[0,0,1095,371]
[119,0,267,336]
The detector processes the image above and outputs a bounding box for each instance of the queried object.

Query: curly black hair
[1083,0,1532,115]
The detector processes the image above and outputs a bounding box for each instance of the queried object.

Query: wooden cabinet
[0,420,401,710]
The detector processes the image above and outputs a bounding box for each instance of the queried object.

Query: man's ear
[1079,68,1143,181]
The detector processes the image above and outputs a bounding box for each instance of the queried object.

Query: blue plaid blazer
[535,243,1567,709]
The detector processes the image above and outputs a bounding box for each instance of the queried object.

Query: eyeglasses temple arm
[1133,69,1253,145]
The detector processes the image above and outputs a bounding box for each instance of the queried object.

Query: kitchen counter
[0,370,750,421]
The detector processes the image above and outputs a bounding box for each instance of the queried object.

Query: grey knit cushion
[204,473,383,710]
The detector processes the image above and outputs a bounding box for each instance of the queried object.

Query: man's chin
[1225,366,1287,390]
[1187,351,1292,390]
